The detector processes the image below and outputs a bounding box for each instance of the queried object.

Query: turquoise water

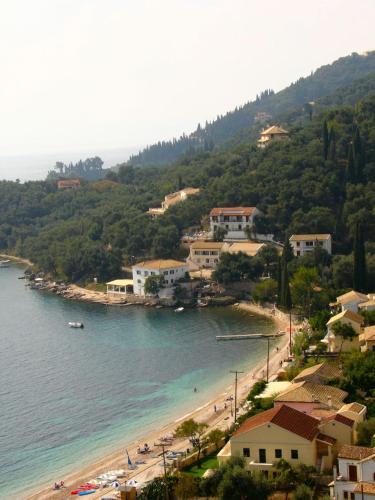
[0,265,275,498]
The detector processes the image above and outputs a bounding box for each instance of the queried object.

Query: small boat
[0,259,10,268]
[68,322,84,329]
[174,307,184,313]
[78,491,96,496]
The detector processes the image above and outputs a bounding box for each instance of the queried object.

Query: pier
[216,332,285,341]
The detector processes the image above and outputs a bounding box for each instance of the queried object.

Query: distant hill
[128,51,375,166]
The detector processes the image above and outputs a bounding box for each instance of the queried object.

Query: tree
[347,144,356,183]
[292,330,310,358]
[218,466,270,500]
[139,476,177,500]
[356,418,375,446]
[175,418,208,463]
[174,474,200,499]
[294,483,314,500]
[253,279,278,303]
[144,275,164,295]
[342,351,375,396]
[331,321,356,354]
[353,126,365,182]
[206,428,225,451]
[278,257,292,311]
[328,126,337,162]
[273,459,299,499]
[323,120,329,161]
[290,267,318,317]
[213,227,227,242]
[353,222,367,292]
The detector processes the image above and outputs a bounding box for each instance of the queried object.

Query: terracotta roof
[354,482,375,495]
[360,325,375,342]
[190,241,225,250]
[274,381,347,409]
[209,207,257,217]
[260,125,289,136]
[57,179,80,188]
[227,242,265,257]
[339,445,375,461]
[289,234,331,241]
[359,299,375,308]
[317,433,336,445]
[327,309,363,326]
[293,362,342,383]
[323,413,354,428]
[339,402,367,415]
[133,260,188,270]
[337,290,369,304]
[234,404,319,441]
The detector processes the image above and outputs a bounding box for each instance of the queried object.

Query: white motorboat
[68,322,84,329]
[0,259,10,268]
[174,307,184,313]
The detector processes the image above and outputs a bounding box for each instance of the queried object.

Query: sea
[0,264,275,499]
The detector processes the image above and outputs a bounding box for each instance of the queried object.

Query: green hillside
[128,51,375,166]
[1,69,375,288]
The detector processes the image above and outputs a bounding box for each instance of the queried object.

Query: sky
[0,0,375,161]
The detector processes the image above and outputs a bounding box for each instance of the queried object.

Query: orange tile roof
[260,125,289,135]
[274,381,347,409]
[234,404,319,441]
[190,241,225,250]
[339,445,375,460]
[327,309,363,326]
[293,362,342,383]
[209,207,257,217]
[323,413,354,428]
[337,290,369,304]
[317,433,336,445]
[289,234,331,241]
[134,259,187,270]
[354,482,375,494]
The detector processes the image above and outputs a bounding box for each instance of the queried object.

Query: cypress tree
[276,257,282,306]
[353,222,367,292]
[280,256,292,310]
[328,127,337,162]
[346,144,356,183]
[282,234,294,263]
[353,126,365,182]
[323,120,329,160]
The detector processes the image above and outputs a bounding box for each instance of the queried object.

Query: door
[259,449,266,463]
[348,465,357,481]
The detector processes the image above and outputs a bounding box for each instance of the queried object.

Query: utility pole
[156,443,169,500]
[266,337,270,383]
[230,370,244,424]
[289,309,292,356]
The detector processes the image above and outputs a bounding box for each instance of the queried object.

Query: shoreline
[25,302,296,500]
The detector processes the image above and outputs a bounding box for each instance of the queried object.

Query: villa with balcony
[209,207,260,240]
[289,234,332,256]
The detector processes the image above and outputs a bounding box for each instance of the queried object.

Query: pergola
[106,279,134,295]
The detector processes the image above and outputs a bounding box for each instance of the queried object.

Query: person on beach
[194,387,197,392]
[214,404,217,412]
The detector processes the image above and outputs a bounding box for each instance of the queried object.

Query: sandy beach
[25,302,296,500]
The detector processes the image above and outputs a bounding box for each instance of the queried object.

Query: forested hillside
[129,51,375,166]
[1,70,375,285]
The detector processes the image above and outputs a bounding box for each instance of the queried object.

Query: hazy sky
[1,0,375,157]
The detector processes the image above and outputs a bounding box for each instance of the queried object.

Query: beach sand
[25,302,296,500]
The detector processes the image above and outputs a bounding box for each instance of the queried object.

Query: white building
[147,188,200,217]
[209,207,260,240]
[330,445,375,500]
[289,234,332,257]
[257,125,289,148]
[132,259,189,297]
[336,291,370,313]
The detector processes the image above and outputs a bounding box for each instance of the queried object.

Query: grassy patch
[84,282,107,292]
[183,453,218,478]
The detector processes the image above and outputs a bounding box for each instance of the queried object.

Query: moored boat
[68,322,84,329]
[174,307,184,313]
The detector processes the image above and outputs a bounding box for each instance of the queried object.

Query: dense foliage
[1,62,375,282]
[129,51,375,166]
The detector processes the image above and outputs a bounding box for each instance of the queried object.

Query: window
[296,251,300,256]
[164,279,168,284]
[350,494,355,500]
[238,224,242,230]
[144,271,149,277]
[170,270,174,274]
[136,270,141,275]
[225,225,229,229]
[262,471,269,479]
[296,241,300,247]
[305,241,314,246]
[151,272,155,276]
[275,449,282,459]
[137,279,141,284]
[272,472,278,479]
[171,279,174,283]
[243,448,250,457]
[163,271,168,275]
[291,449,298,459]
[259,449,266,463]
[343,493,348,500]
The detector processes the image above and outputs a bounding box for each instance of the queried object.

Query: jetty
[216,332,285,341]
